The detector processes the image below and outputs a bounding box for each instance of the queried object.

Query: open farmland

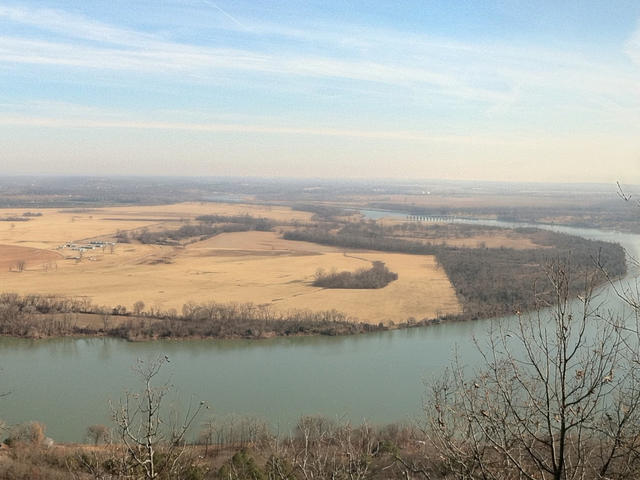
[0,244,62,271]
[0,204,461,325]
[0,202,313,249]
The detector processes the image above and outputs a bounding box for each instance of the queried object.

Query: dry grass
[0,244,62,271]
[0,205,461,325]
[0,202,313,249]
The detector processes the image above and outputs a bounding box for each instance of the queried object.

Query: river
[0,215,637,442]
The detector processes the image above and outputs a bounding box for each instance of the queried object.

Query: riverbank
[0,267,622,342]
[0,312,457,341]
[0,297,387,341]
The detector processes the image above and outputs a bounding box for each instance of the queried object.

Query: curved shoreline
[0,217,633,342]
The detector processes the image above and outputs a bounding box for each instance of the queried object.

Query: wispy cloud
[0,113,525,145]
[0,3,638,148]
[0,2,638,182]
[0,35,270,72]
[2,3,637,110]
[0,5,158,47]
[625,20,640,67]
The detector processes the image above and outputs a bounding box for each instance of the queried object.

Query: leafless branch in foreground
[424,262,640,480]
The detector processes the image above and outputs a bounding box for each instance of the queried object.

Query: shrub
[8,421,46,445]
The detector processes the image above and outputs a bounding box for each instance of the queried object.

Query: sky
[0,1,639,183]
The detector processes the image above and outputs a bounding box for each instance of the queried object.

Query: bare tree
[133,301,145,316]
[110,356,205,479]
[604,182,640,314]
[423,263,640,480]
[86,424,111,446]
[8,421,47,445]
[617,181,640,208]
[265,415,376,480]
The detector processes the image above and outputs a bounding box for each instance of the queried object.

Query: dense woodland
[285,221,626,319]
[291,203,352,221]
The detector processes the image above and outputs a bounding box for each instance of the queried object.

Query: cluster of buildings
[57,240,116,255]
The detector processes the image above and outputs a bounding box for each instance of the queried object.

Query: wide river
[0,216,638,442]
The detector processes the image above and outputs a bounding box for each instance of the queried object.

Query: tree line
[0,294,385,339]
[195,214,275,231]
[284,221,627,320]
[291,203,352,220]
[116,215,275,245]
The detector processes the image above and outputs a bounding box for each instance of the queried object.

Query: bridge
[406,215,457,223]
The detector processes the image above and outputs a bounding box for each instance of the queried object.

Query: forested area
[291,203,352,220]
[285,221,627,320]
[195,215,274,230]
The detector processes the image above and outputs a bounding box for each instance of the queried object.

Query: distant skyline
[1,1,639,183]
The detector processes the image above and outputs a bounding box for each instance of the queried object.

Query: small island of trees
[313,261,398,289]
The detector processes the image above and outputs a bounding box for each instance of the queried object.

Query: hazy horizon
[1,1,639,183]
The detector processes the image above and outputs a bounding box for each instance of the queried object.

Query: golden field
[0,202,313,250]
[0,203,461,325]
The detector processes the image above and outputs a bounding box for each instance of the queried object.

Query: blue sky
[1,1,639,182]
